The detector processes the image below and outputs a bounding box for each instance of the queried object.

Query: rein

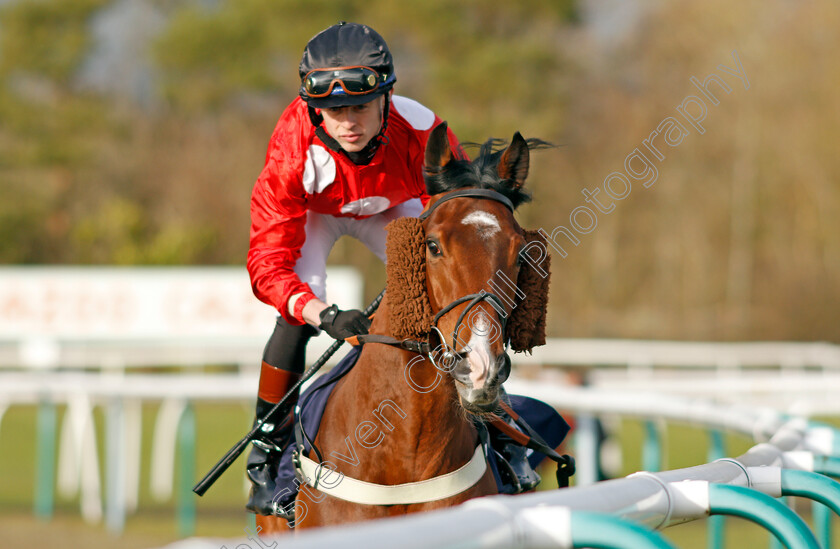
[352,291,509,368]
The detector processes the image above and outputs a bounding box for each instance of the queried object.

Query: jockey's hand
[318,305,371,341]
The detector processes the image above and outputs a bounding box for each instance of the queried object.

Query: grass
[1,404,838,548]
[0,402,256,547]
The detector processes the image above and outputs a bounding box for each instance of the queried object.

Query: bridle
[292,187,576,508]
[416,188,513,222]
[356,188,517,381]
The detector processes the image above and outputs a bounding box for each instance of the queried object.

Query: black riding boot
[245,393,298,515]
[245,319,316,515]
[491,410,542,494]
[501,435,542,492]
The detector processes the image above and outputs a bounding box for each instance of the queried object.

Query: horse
[257,122,552,533]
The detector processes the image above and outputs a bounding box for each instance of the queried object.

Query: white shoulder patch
[302,144,336,194]
[391,95,436,131]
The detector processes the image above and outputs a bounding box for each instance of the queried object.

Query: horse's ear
[508,229,550,353]
[385,216,434,339]
[424,121,453,176]
[497,132,530,189]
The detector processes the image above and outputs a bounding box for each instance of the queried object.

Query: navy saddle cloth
[272,345,570,506]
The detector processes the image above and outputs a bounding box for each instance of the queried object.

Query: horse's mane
[424,137,554,209]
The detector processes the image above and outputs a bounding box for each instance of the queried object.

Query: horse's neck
[337,299,477,470]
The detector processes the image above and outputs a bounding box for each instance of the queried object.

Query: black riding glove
[318,304,371,341]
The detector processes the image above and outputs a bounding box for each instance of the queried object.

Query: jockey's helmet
[299,22,396,109]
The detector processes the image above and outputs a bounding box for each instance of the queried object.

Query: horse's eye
[427,239,442,257]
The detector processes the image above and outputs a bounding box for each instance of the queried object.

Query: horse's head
[385,122,551,413]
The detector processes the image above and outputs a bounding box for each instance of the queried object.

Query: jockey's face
[320,95,384,153]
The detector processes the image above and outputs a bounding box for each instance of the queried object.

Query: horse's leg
[255,514,292,536]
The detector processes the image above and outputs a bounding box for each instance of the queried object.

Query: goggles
[302,66,393,98]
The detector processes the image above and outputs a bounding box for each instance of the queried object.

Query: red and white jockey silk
[248,95,462,324]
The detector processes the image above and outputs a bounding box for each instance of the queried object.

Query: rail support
[780,469,840,517]
[34,396,56,520]
[781,469,840,548]
[706,429,726,549]
[570,511,677,549]
[707,483,819,549]
[176,403,196,537]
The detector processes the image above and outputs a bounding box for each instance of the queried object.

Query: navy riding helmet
[299,21,397,109]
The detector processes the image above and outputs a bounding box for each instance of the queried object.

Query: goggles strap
[307,105,323,128]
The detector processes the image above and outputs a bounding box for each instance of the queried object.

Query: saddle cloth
[271,345,569,508]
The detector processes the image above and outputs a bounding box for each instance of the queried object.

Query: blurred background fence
[3,267,840,546]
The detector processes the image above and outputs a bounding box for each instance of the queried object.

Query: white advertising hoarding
[0,266,363,340]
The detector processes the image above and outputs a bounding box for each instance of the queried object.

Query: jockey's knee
[262,318,318,374]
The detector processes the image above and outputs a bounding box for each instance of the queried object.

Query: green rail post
[708,483,819,549]
[780,469,840,548]
[570,511,677,549]
[643,420,663,473]
[769,497,788,549]
[105,397,126,534]
[812,502,831,549]
[707,429,726,549]
[177,402,196,537]
[34,396,56,520]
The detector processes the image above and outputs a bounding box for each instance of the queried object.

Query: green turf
[0,402,257,545]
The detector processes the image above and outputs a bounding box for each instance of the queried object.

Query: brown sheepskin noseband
[507,229,551,352]
[384,216,434,340]
[384,218,551,354]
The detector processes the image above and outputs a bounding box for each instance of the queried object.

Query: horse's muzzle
[452,351,511,413]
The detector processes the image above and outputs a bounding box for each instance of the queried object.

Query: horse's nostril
[496,353,511,383]
[451,360,471,382]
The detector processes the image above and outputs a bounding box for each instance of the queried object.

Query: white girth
[295,444,487,505]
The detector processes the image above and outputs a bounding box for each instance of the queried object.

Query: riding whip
[193,287,386,496]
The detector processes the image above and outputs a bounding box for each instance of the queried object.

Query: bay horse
[257,122,551,533]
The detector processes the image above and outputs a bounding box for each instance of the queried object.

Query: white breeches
[293,198,423,302]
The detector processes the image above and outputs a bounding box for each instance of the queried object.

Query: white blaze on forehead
[461,211,500,239]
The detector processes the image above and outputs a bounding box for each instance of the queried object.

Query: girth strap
[295,444,487,505]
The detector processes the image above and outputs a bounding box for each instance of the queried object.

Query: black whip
[192,288,386,496]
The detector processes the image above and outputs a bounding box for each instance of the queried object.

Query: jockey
[246,21,550,516]
[246,21,461,515]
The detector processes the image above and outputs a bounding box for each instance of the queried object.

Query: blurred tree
[535,0,840,341]
[0,0,110,262]
[0,0,108,84]
[0,0,838,342]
